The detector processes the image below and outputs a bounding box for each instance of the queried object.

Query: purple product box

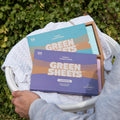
[30,49,98,96]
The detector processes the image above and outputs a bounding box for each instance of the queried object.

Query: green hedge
[0,0,119,119]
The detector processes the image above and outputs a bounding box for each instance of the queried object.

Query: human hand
[11,90,40,118]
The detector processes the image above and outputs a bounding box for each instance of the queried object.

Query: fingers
[11,97,15,104]
[11,90,39,119]
[11,96,20,106]
[15,107,29,118]
[12,90,23,97]
[11,97,29,118]
[12,90,40,98]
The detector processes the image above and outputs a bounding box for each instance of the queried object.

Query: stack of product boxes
[27,22,104,96]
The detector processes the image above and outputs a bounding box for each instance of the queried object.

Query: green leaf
[1,42,7,48]
[29,0,34,2]
[4,36,8,42]
[0,12,3,19]
[64,7,70,14]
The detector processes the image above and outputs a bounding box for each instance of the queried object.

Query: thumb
[12,90,22,97]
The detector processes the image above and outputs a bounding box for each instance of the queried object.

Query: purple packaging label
[31,74,98,96]
[30,49,98,96]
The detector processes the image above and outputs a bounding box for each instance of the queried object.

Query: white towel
[1,15,112,106]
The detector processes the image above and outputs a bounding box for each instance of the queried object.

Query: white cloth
[2,15,112,106]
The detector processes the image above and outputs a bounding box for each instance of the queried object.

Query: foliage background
[0,0,120,119]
